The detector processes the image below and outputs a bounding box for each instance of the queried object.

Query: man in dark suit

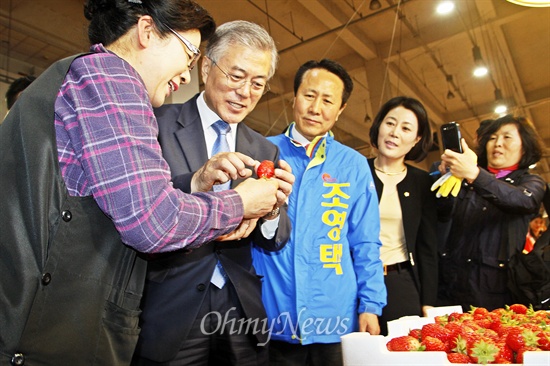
[132,21,293,366]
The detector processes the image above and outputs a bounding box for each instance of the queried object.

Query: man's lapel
[173,98,209,173]
[233,122,256,188]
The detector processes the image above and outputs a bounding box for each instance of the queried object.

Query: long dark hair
[476,115,544,169]
[369,96,433,162]
[84,0,215,46]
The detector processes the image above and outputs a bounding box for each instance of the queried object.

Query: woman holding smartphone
[367,96,438,335]
[437,115,546,311]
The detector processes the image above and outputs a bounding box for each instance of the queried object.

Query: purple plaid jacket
[54,44,243,253]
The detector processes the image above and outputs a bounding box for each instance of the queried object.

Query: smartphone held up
[440,122,463,153]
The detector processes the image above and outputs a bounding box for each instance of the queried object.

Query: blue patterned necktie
[210,120,231,288]
[211,120,231,192]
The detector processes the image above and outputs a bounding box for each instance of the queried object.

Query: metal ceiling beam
[295,0,378,59]
[377,5,535,59]
[276,2,399,55]
[474,1,532,123]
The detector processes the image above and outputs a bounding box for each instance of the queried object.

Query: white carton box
[341,306,550,366]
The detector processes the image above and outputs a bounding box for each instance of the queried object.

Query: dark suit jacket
[367,158,438,306]
[134,95,290,362]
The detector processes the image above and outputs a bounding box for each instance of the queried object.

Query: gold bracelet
[266,207,280,217]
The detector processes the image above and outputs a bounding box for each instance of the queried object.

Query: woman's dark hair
[293,59,353,107]
[369,96,433,162]
[476,119,493,142]
[84,0,215,46]
[476,114,544,169]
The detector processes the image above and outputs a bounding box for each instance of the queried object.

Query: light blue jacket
[252,124,386,345]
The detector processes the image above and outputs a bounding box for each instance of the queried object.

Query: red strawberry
[434,314,448,325]
[451,334,468,355]
[495,340,514,363]
[475,327,498,341]
[506,327,540,352]
[494,321,517,339]
[408,328,422,341]
[422,336,446,351]
[446,352,470,364]
[462,332,483,355]
[447,312,463,323]
[257,160,275,178]
[532,309,550,323]
[386,335,424,351]
[508,303,528,315]
[421,323,451,343]
[458,312,474,322]
[445,321,463,340]
[521,322,541,332]
[470,306,489,318]
[461,319,481,332]
[487,312,503,332]
[473,316,493,329]
[537,330,550,351]
[468,338,499,364]
[491,307,509,316]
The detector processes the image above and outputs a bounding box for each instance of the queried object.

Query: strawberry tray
[341,306,550,366]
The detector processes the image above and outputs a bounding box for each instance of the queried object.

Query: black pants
[268,340,343,366]
[133,282,267,366]
[379,266,422,336]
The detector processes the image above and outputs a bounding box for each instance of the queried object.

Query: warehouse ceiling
[1,0,549,180]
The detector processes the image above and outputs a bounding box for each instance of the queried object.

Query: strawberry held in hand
[257,160,275,179]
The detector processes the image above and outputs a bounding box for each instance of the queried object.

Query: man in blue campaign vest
[252,59,386,366]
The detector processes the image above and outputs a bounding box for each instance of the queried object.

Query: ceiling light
[506,0,550,7]
[472,45,488,77]
[494,88,507,114]
[369,0,382,10]
[474,66,488,77]
[495,104,508,114]
[436,1,455,14]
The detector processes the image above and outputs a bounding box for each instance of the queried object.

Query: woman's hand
[216,218,258,241]
[440,139,480,182]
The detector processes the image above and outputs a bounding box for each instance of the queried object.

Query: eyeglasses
[165,25,201,70]
[212,60,270,96]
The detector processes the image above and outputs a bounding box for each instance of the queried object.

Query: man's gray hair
[205,20,279,79]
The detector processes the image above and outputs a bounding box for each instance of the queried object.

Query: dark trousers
[379,265,422,336]
[133,282,267,366]
[268,340,343,366]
